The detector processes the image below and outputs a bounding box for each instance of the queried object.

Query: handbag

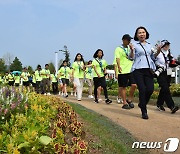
[139,43,155,75]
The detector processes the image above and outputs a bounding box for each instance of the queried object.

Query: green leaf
[39,136,52,145]
[18,142,30,149]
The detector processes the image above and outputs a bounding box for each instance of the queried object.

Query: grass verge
[68,102,149,154]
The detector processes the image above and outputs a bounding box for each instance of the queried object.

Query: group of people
[0,26,179,120]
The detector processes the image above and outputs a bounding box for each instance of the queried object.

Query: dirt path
[61,95,180,153]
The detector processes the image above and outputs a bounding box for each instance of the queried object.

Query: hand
[129,43,134,51]
[118,67,122,73]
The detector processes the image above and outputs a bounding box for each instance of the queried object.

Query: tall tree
[48,62,55,74]
[3,52,14,71]
[0,58,7,74]
[9,57,23,71]
[27,66,34,74]
[60,45,70,66]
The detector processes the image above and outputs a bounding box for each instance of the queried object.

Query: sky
[0,0,180,69]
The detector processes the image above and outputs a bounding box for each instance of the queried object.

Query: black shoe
[122,104,131,109]
[171,106,179,114]
[142,113,149,119]
[126,100,134,108]
[157,105,165,111]
[65,95,68,98]
[94,99,99,103]
[105,99,112,104]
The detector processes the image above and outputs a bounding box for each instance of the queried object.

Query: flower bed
[0,87,88,154]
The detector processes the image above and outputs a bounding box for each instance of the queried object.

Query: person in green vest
[114,34,136,109]
[92,49,112,104]
[14,72,21,91]
[41,64,51,95]
[58,60,71,97]
[8,70,15,86]
[31,71,36,92]
[51,70,58,95]
[21,67,31,92]
[85,60,94,99]
[35,65,43,94]
[3,72,9,85]
[72,53,85,101]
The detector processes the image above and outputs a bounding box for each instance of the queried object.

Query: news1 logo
[132,138,179,152]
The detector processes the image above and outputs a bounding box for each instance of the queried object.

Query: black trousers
[93,77,108,100]
[133,69,154,113]
[157,71,174,109]
[52,82,58,94]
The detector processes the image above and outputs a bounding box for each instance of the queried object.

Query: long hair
[134,26,149,41]
[74,53,85,64]
[93,49,104,58]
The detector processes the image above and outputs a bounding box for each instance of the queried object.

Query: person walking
[129,26,158,119]
[21,67,30,92]
[155,40,179,113]
[51,70,59,95]
[92,49,112,104]
[114,34,136,109]
[85,60,94,99]
[35,65,43,94]
[72,53,85,101]
[58,60,71,97]
[41,64,51,95]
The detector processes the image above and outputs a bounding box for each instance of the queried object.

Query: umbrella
[12,71,21,75]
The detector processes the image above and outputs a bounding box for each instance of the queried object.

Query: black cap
[122,34,132,41]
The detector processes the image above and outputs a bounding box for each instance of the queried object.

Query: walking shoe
[117,97,123,104]
[47,93,51,95]
[88,95,94,99]
[171,106,179,114]
[74,93,77,97]
[65,94,68,98]
[157,105,165,111]
[44,93,47,96]
[126,100,134,108]
[71,92,73,96]
[105,99,112,104]
[98,98,102,102]
[77,99,81,101]
[142,113,149,119]
[94,99,99,103]
[122,104,131,109]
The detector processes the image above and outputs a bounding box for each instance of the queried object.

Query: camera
[154,66,164,77]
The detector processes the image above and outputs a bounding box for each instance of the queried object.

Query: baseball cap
[122,34,133,41]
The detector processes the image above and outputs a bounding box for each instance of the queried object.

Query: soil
[61,95,180,154]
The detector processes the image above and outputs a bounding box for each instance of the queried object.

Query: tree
[60,45,70,66]
[0,58,7,74]
[9,57,23,71]
[3,52,14,71]
[48,62,55,74]
[27,66,34,74]
[58,59,63,69]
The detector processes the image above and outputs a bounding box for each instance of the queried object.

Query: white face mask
[162,49,168,57]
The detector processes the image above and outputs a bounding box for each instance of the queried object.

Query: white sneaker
[61,92,64,96]
[98,98,102,102]
[117,97,122,104]
[44,93,47,96]
[71,92,73,95]
[47,93,51,95]
[74,93,77,97]
[88,95,94,99]
[59,92,61,95]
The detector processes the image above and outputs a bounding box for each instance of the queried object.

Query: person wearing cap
[35,65,43,94]
[155,40,179,113]
[41,64,51,95]
[129,26,159,119]
[113,34,136,109]
[21,67,30,92]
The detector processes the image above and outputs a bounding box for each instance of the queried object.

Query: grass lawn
[68,102,149,154]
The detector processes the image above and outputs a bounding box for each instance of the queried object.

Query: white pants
[74,78,84,100]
